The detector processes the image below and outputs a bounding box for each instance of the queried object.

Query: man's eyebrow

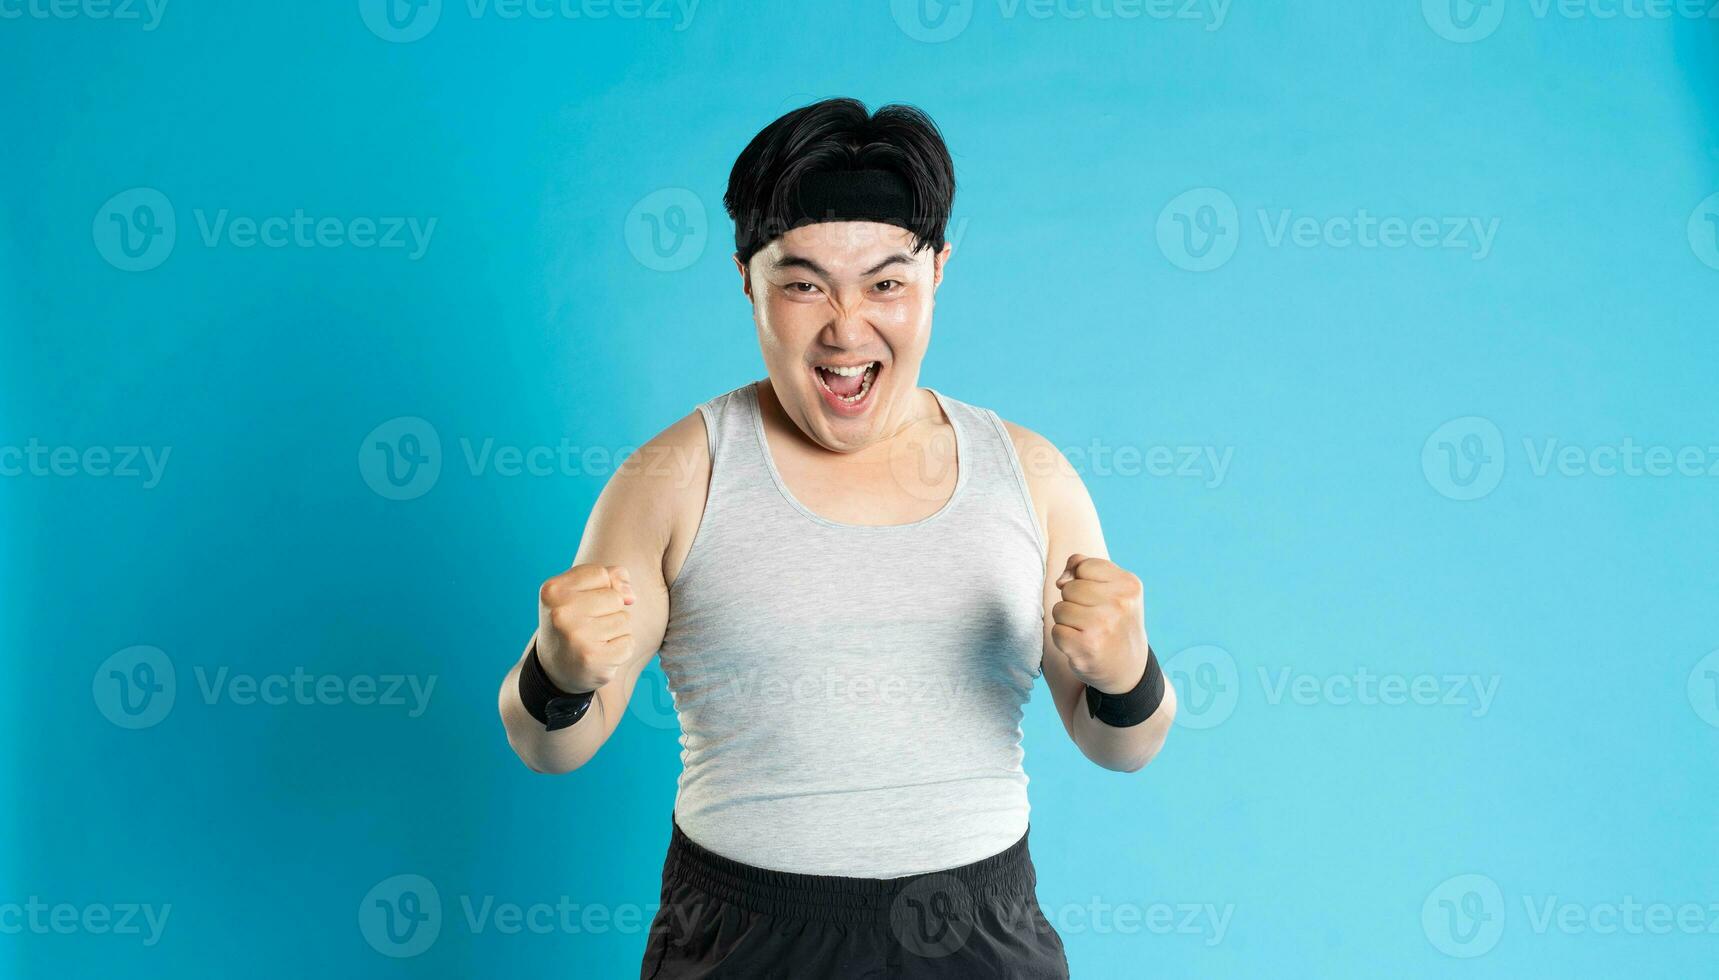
[860,253,915,277]
[772,254,831,279]
[772,252,916,279]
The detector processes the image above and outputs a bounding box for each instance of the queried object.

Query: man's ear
[932,241,953,289]
[733,252,752,300]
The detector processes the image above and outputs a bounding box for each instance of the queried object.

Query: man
[498,98,1176,979]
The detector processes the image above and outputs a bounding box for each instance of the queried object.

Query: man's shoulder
[611,405,711,505]
[989,414,1078,489]
[974,411,1085,547]
[610,380,760,503]
[994,416,1052,462]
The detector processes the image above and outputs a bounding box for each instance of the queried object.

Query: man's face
[737,221,952,453]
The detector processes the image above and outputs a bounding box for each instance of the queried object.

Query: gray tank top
[658,380,1048,878]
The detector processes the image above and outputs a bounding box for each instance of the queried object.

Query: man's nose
[821,298,872,348]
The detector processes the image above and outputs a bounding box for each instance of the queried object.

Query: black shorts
[640,813,1070,979]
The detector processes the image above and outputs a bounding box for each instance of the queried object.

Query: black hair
[724,98,955,266]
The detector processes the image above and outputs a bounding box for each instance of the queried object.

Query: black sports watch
[518,640,597,731]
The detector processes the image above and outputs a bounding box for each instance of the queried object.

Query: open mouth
[812,360,880,408]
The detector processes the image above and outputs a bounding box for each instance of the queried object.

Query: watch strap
[518,640,596,731]
[1085,646,1165,728]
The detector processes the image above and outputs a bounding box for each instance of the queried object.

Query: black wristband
[518,641,596,731]
[1084,646,1165,728]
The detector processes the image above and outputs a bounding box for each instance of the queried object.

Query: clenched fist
[1051,554,1150,695]
[536,563,636,693]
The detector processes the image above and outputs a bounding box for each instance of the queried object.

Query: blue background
[5,0,1719,976]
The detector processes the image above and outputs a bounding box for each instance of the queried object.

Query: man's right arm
[497,410,708,774]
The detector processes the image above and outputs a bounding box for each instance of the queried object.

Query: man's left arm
[1004,422,1176,773]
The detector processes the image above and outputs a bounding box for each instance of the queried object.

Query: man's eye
[788,282,819,294]
[875,280,901,292]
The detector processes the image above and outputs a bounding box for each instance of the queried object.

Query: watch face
[545,693,594,730]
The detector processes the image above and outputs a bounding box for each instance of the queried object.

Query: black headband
[735,169,920,259]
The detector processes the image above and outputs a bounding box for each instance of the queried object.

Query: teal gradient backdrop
[5,1,1719,976]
